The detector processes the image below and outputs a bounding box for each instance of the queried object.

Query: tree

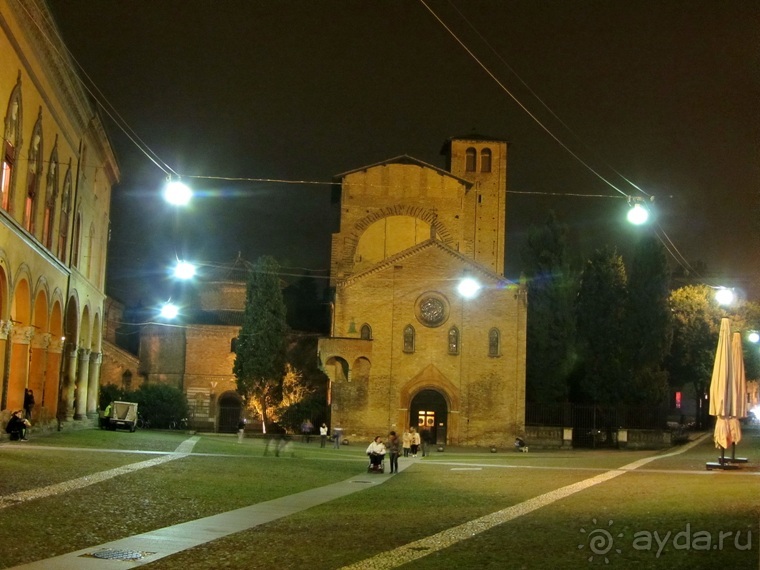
[520,211,578,402]
[575,247,628,404]
[666,285,723,428]
[622,234,672,405]
[233,256,289,432]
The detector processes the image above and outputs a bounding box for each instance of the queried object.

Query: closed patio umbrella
[726,331,748,462]
[706,318,736,470]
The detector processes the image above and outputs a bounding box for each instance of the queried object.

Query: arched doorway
[217,391,242,433]
[410,389,448,445]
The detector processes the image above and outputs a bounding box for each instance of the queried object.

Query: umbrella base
[706,461,740,470]
[723,457,748,463]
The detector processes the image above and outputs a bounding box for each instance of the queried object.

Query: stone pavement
[7,445,414,569]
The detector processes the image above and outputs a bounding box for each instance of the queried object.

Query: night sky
[46,1,759,307]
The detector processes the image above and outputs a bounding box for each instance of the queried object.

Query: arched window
[465,147,476,172]
[481,148,492,173]
[58,166,72,262]
[87,222,95,278]
[448,326,459,355]
[24,114,43,233]
[489,328,500,357]
[360,323,372,340]
[72,212,81,268]
[230,337,238,353]
[2,85,21,212]
[403,325,415,353]
[42,145,58,249]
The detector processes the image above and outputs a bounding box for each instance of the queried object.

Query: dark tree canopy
[575,247,628,404]
[521,211,577,402]
[622,234,672,404]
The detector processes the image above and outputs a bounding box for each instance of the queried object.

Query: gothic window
[72,212,81,268]
[465,147,476,172]
[360,323,372,340]
[87,222,95,278]
[403,325,415,353]
[24,115,43,233]
[448,326,459,355]
[489,328,500,357]
[2,86,21,212]
[42,145,58,249]
[58,166,72,261]
[481,148,492,173]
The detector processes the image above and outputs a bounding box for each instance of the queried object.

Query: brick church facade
[318,136,526,446]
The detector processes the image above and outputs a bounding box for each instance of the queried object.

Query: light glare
[626,203,649,225]
[160,302,179,319]
[715,288,735,306]
[458,277,482,298]
[748,332,759,343]
[164,180,192,206]
[174,261,196,280]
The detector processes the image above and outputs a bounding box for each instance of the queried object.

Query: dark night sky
[46,1,759,307]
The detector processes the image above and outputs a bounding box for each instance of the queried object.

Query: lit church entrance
[409,389,447,445]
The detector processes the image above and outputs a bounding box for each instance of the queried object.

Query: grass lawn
[1,427,758,569]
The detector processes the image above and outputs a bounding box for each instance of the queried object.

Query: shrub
[130,384,189,429]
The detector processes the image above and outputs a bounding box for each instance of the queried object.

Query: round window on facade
[415,292,450,328]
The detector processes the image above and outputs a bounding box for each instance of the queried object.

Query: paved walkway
[6,434,717,569]
[7,444,414,569]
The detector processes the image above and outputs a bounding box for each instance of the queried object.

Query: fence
[525,402,669,448]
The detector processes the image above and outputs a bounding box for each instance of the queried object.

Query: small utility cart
[109,401,138,432]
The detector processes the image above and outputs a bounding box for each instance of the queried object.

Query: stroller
[367,452,385,473]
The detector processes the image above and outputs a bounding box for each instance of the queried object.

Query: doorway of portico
[409,389,447,445]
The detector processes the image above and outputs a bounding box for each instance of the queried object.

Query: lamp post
[457,277,481,445]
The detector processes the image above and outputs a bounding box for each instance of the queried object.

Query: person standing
[237,418,246,443]
[319,423,328,448]
[411,427,421,458]
[23,389,35,421]
[386,431,401,474]
[333,426,342,448]
[402,429,412,457]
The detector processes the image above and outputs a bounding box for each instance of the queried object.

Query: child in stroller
[366,436,386,473]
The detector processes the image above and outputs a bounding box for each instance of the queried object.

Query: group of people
[366,427,427,474]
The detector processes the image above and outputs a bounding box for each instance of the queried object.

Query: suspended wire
[418,0,629,199]
[20,0,178,177]
[445,0,651,198]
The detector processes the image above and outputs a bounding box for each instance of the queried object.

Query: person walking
[333,426,342,448]
[319,423,328,448]
[411,427,421,457]
[402,429,411,457]
[386,431,401,474]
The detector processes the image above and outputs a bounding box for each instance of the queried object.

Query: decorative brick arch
[398,364,460,411]
[342,205,455,267]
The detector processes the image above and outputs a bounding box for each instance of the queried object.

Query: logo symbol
[579,518,623,563]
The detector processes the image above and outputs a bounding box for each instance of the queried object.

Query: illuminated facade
[318,137,526,446]
[0,0,118,428]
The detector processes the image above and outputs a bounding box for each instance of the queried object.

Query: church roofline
[334,155,473,188]
[338,239,516,288]
[440,134,510,154]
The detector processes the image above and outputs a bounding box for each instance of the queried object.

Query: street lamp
[159,302,179,320]
[715,287,735,306]
[164,179,192,206]
[748,332,759,344]
[173,260,196,280]
[457,277,482,299]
